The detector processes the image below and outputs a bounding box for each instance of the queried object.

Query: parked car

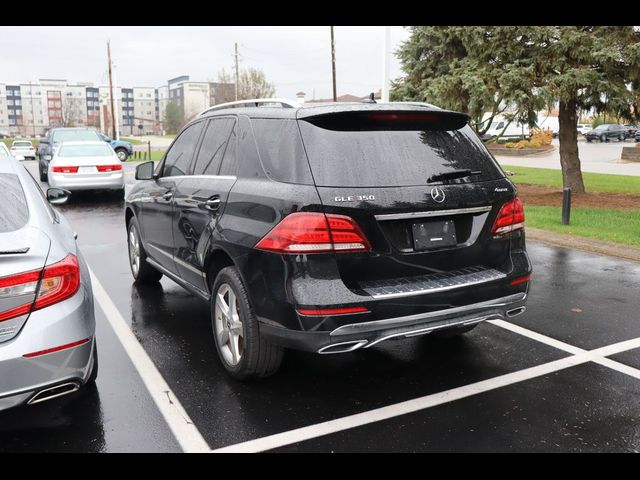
[10,140,36,160]
[96,132,133,162]
[584,124,628,142]
[125,99,532,379]
[0,132,10,139]
[38,128,101,181]
[0,154,97,412]
[635,130,640,142]
[46,141,124,198]
[577,124,592,135]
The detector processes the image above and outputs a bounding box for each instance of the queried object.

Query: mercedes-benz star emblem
[430,187,446,204]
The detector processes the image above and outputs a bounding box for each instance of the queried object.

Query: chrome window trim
[374,206,492,221]
[156,174,237,181]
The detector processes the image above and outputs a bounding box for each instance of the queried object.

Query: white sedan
[10,140,36,160]
[47,141,125,198]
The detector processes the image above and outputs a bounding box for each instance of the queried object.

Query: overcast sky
[0,26,410,99]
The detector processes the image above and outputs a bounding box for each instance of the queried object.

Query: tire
[432,323,478,338]
[112,188,125,200]
[211,266,283,379]
[600,134,607,142]
[86,341,98,384]
[115,148,129,162]
[586,138,592,143]
[619,134,625,142]
[127,217,163,284]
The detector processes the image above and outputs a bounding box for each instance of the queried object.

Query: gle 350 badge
[334,195,376,202]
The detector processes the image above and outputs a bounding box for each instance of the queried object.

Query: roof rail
[198,98,301,116]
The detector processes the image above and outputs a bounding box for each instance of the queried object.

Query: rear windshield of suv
[298,119,504,187]
[0,173,28,232]
[13,141,32,147]
[52,130,100,143]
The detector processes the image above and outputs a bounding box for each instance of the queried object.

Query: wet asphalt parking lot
[1,160,639,452]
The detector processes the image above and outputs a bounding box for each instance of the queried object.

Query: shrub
[504,128,552,149]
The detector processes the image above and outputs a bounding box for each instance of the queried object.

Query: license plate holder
[412,219,457,250]
[78,166,97,174]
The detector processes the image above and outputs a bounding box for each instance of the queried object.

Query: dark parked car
[635,129,640,142]
[125,100,532,379]
[584,124,628,142]
[624,124,639,138]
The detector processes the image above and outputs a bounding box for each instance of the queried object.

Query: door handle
[201,196,221,211]
[162,191,174,201]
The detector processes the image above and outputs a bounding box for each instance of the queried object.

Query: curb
[526,227,640,264]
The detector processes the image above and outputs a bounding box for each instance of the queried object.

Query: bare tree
[217,67,276,101]
[61,96,83,127]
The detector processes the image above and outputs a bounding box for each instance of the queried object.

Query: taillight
[255,212,371,254]
[97,164,122,172]
[52,166,79,173]
[0,254,80,323]
[492,198,525,236]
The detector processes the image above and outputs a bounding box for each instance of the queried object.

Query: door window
[162,121,205,177]
[192,118,235,176]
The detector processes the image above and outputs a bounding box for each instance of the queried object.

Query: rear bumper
[0,284,96,412]
[48,171,124,191]
[261,291,527,353]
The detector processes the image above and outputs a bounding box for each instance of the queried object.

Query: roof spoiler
[300,109,470,131]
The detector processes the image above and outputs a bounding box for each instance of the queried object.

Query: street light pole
[331,26,337,102]
[112,63,120,141]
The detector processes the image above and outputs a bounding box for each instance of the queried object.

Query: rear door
[171,117,237,291]
[138,120,205,274]
[296,110,515,290]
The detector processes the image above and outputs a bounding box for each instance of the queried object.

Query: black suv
[125,100,531,378]
[584,124,627,142]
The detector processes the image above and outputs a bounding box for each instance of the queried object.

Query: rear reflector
[255,212,371,254]
[97,164,122,172]
[23,337,91,358]
[492,197,525,236]
[510,274,531,286]
[297,306,369,316]
[0,254,80,323]
[52,166,79,173]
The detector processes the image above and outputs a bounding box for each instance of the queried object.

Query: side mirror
[47,188,71,205]
[135,161,155,180]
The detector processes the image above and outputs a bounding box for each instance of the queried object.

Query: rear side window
[251,119,313,185]
[162,121,205,177]
[0,173,28,232]
[193,118,234,175]
[298,119,504,187]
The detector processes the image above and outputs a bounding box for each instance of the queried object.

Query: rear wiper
[427,169,481,184]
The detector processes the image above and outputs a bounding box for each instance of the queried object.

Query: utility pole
[381,26,391,102]
[330,26,337,102]
[107,41,117,139]
[234,42,239,101]
[29,81,36,137]
[112,62,120,141]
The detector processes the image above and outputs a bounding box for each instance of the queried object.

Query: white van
[481,112,559,139]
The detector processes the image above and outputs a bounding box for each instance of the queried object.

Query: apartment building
[0,76,235,137]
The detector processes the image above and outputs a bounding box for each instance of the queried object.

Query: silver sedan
[0,154,97,412]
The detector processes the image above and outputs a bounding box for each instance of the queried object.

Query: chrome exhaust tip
[318,340,368,354]
[506,306,526,318]
[28,382,80,405]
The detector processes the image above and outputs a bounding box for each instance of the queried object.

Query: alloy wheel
[214,283,244,366]
[128,225,140,277]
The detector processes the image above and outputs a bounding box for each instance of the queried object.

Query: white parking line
[88,267,211,453]
[214,321,640,453]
